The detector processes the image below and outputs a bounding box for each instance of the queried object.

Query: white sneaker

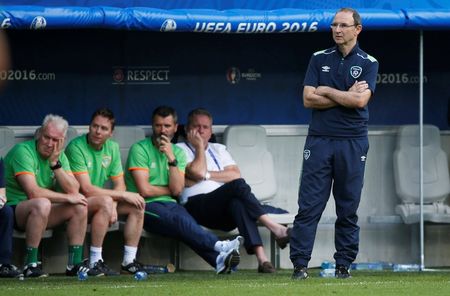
[218,236,243,254]
[215,249,240,274]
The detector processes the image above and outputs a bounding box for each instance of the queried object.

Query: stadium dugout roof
[1,0,450,31]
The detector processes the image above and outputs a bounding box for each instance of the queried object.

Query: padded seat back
[65,126,78,147]
[0,127,15,158]
[393,124,450,204]
[112,126,146,166]
[223,125,277,202]
[0,127,15,186]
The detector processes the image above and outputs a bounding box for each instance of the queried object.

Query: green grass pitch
[1,269,449,296]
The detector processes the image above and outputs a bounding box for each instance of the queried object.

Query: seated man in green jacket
[66,108,149,275]
[5,114,89,277]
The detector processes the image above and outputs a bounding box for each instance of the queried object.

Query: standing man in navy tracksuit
[290,8,379,280]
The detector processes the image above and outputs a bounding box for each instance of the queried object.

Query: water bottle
[393,264,420,272]
[321,261,335,269]
[381,262,394,270]
[144,265,166,274]
[351,262,383,271]
[143,263,176,274]
[319,268,336,278]
[134,271,148,280]
[77,271,88,281]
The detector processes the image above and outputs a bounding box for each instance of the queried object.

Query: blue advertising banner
[0,6,409,31]
[0,6,448,31]
[0,29,448,129]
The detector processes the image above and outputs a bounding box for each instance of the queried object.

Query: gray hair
[35,114,69,139]
[187,108,213,127]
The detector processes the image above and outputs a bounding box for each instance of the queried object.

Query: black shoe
[92,260,119,276]
[121,260,145,274]
[335,265,351,279]
[66,259,97,277]
[23,262,48,278]
[0,264,21,278]
[292,265,308,280]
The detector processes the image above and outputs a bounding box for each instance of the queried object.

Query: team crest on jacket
[303,149,311,160]
[102,156,111,168]
[350,66,362,79]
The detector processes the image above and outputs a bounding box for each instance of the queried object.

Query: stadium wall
[9,126,450,272]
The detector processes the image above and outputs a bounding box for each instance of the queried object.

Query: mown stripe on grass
[4,284,166,290]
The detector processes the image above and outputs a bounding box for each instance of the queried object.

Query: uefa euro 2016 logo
[30,16,47,29]
[113,68,125,83]
[226,67,241,84]
[161,19,177,32]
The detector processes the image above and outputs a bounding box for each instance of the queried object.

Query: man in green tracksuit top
[66,108,150,275]
[5,114,89,277]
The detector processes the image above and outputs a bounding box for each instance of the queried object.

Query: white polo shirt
[176,142,236,204]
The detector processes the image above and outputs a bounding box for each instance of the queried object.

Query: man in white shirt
[177,108,291,273]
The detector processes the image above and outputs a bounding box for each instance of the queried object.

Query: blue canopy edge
[2,7,448,32]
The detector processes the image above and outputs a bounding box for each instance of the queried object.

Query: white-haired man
[5,114,90,277]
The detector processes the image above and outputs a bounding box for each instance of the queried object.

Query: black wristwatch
[168,159,178,167]
[50,160,62,170]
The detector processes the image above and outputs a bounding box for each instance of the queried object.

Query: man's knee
[134,206,145,218]
[229,178,252,195]
[227,178,245,190]
[14,198,51,229]
[89,196,114,216]
[29,198,52,218]
[72,203,88,220]
[121,203,145,218]
[230,178,246,186]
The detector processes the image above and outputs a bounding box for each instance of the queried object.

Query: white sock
[122,245,138,266]
[90,246,103,267]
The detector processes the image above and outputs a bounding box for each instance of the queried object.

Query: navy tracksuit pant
[185,178,266,255]
[0,205,14,265]
[143,201,220,267]
[290,136,369,268]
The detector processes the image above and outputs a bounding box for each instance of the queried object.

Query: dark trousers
[185,178,266,254]
[143,201,219,267]
[0,205,14,264]
[290,136,369,268]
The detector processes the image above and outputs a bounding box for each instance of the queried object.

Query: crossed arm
[131,168,184,199]
[185,164,240,187]
[303,80,372,109]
